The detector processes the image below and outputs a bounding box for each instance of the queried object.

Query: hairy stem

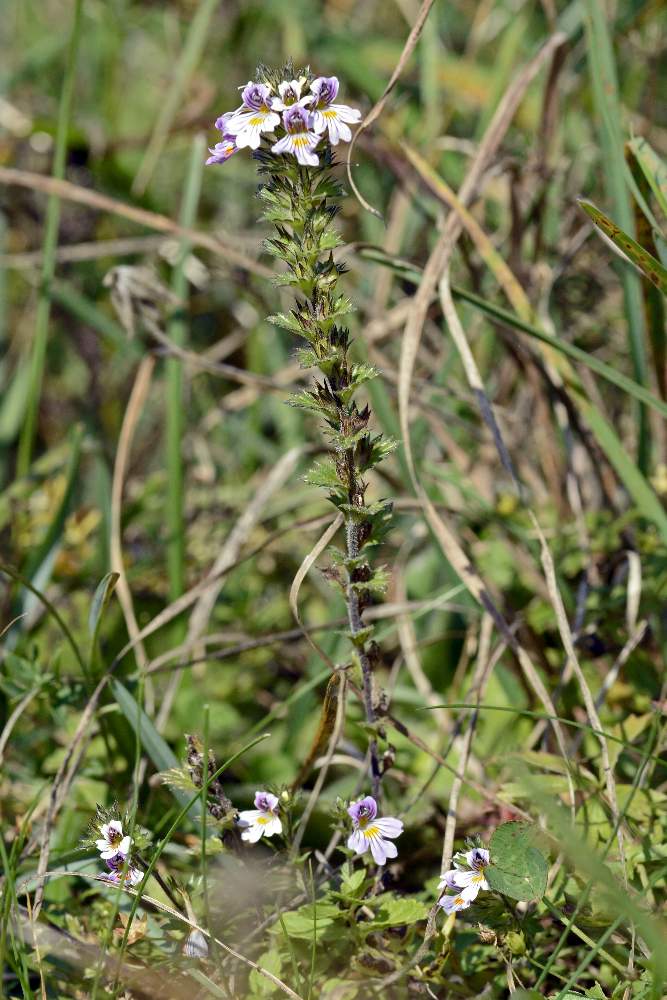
[345,517,380,798]
[255,101,393,797]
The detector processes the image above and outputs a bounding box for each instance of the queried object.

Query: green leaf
[579,199,667,295]
[365,895,429,928]
[339,865,367,899]
[627,137,667,222]
[111,680,199,818]
[277,902,339,941]
[88,572,119,649]
[580,402,667,542]
[248,949,283,997]
[486,822,548,901]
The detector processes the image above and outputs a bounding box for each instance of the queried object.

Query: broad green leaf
[278,902,339,941]
[486,822,548,901]
[579,199,667,296]
[366,895,429,929]
[339,866,367,899]
[248,949,284,997]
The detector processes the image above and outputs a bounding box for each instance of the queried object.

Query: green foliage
[1,4,666,999]
[486,822,548,901]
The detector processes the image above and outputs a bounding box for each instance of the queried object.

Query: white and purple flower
[95,820,131,861]
[271,106,322,166]
[238,790,283,843]
[206,113,238,165]
[206,70,360,167]
[309,76,361,146]
[103,855,143,887]
[226,81,280,150]
[271,78,312,113]
[438,847,491,915]
[346,796,403,866]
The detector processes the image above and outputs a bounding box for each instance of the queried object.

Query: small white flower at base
[104,867,143,887]
[238,791,282,843]
[96,820,131,860]
[103,856,143,886]
[438,847,491,914]
[346,796,403,866]
[439,888,476,915]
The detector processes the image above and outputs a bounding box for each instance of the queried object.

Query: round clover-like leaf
[485,822,548,901]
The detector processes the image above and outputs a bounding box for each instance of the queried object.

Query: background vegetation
[0,0,665,997]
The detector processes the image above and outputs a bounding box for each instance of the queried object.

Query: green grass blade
[131,0,220,195]
[583,0,650,470]
[166,134,205,603]
[16,0,84,477]
[627,136,667,223]
[111,679,200,818]
[580,400,667,542]
[579,198,667,295]
[357,248,667,418]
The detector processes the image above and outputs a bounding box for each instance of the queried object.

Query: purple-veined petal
[376,817,403,838]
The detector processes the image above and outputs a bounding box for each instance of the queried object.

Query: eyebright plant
[206,71,361,165]
[346,795,403,865]
[438,847,491,914]
[207,63,395,798]
[238,789,283,842]
[85,805,146,886]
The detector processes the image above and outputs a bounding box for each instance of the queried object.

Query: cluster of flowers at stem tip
[95,819,142,886]
[438,847,491,914]
[206,74,361,167]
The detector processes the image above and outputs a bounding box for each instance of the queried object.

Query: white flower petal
[238,809,261,825]
[369,835,388,865]
[329,102,361,124]
[242,824,264,844]
[376,817,403,838]
[347,830,366,855]
[439,893,472,915]
[263,816,282,838]
[271,135,293,155]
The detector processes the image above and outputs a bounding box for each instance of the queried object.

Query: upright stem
[345,516,380,799]
[257,122,394,799]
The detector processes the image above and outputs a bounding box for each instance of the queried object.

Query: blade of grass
[578,199,667,295]
[166,134,205,606]
[357,248,667,418]
[583,0,650,471]
[132,0,220,195]
[16,0,84,477]
[110,679,200,819]
[627,136,667,222]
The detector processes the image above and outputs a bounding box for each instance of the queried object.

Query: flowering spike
[211,66,390,799]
